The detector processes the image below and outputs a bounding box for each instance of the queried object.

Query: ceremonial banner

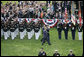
[25,18,32,23]
[19,18,58,28]
[42,19,58,28]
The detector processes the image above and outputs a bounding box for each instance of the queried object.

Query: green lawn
[1,28,83,56]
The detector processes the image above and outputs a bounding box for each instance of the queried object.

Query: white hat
[55,50,58,51]
[70,50,73,52]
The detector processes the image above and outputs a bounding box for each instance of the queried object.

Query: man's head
[55,50,58,53]
[40,48,44,53]
[70,50,73,54]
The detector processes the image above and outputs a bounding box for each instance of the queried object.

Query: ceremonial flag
[71,1,76,25]
[78,1,82,26]
[64,7,68,23]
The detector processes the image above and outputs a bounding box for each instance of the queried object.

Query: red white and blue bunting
[19,18,75,28]
[42,19,58,28]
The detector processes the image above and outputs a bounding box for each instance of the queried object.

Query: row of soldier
[56,20,83,40]
[1,19,83,40]
[1,19,42,40]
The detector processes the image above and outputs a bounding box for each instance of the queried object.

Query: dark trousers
[42,36,47,45]
[71,31,75,40]
[64,30,68,40]
[58,31,62,39]
[47,34,51,45]
[42,34,51,45]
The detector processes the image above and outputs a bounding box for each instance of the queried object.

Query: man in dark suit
[38,48,47,56]
[46,25,51,45]
[68,50,75,56]
[53,50,60,56]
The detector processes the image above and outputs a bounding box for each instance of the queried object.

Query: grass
[1,28,83,56]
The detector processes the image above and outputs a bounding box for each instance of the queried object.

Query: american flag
[64,7,68,23]
[78,1,82,26]
[71,1,76,25]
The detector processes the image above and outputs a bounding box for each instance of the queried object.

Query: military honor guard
[38,21,41,36]
[23,20,26,38]
[57,20,63,39]
[15,19,19,38]
[77,20,83,40]
[30,21,35,38]
[3,22,9,40]
[1,20,4,37]
[63,21,69,40]
[19,21,24,40]
[26,22,32,39]
[10,21,16,40]
[34,22,40,40]
[71,22,76,40]
[6,19,11,38]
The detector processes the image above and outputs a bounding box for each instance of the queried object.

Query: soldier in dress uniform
[1,20,4,37]
[3,22,8,40]
[34,22,40,40]
[26,22,32,39]
[31,21,35,38]
[71,22,76,40]
[57,20,63,39]
[63,21,69,40]
[77,21,83,40]
[19,21,24,39]
[6,19,10,38]
[10,21,16,40]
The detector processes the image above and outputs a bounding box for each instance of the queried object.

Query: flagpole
[78,1,82,26]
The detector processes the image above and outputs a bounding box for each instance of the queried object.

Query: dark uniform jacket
[3,25,8,32]
[34,24,40,33]
[10,24,15,32]
[77,26,83,32]
[19,23,24,32]
[68,54,75,56]
[26,24,32,32]
[63,24,69,31]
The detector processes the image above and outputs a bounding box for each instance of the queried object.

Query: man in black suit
[68,50,75,56]
[53,50,60,56]
[38,48,47,56]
